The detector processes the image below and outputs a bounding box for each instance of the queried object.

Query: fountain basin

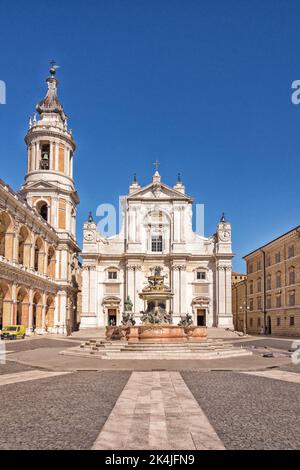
[106,324,207,343]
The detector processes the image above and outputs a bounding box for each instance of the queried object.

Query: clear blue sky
[1,0,300,272]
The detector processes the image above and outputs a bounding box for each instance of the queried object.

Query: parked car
[0,325,26,340]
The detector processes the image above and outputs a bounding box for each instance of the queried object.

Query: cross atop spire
[153,159,160,172]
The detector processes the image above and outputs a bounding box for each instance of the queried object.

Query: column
[11,283,17,325]
[70,154,73,179]
[181,265,187,314]
[30,233,35,269]
[55,142,58,172]
[41,292,46,334]
[54,294,59,331]
[13,228,19,263]
[36,142,40,169]
[59,291,67,334]
[43,241,48,275]
[65,148,70,177]
[33,143,37,170]
[174,207,180,242]
[216,264,233,328]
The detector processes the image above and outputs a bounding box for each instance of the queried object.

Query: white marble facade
[81,170,233,328]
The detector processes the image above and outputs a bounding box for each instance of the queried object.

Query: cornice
[25,128,76,151]
[0,260,58,293]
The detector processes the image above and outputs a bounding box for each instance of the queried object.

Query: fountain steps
[103,349,251,360]
[66,339,252,360]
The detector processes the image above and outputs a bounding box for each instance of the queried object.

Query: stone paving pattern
[182,370,300,449]
[0,335,300,450]
[93,371,225,450]
[4,338,80,353]
[0,361,34,375]
[0,371,130,450]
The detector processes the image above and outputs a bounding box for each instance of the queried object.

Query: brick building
[244,226,300,336]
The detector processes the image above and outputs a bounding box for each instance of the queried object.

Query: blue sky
[1,0,300,272]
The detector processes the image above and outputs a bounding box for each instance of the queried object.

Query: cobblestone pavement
[236,338,295,351]
[0,361,34,375]
[0,371,130,450]
[3,337,81,353]
[0,336,299,450]
[279,363,300,374]
[0,368,299,450]
[182,370,300,450]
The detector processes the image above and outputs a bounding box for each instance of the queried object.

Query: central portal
[108,309,117,326]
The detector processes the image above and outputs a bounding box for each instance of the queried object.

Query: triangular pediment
[21,180,59,191]
[128,182,193,202]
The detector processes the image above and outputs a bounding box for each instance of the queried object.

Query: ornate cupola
[20,65,79,239]
[129,173,141,194]
[173,173,185,194]
[36,64,67,123]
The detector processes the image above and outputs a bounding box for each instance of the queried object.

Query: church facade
[81,171,233,328]
[0,67,81,334]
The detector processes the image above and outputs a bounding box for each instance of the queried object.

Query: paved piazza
[0,336,299,450]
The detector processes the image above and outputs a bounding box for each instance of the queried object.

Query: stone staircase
[63,338,252,360]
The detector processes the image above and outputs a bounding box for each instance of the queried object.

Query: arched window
[32,292,42,330]
[40,143,50,170]
[36,201,48,222]
[16,288,29,326]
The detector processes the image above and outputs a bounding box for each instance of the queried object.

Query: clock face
[84,231,94,242]
[220,230,230,242]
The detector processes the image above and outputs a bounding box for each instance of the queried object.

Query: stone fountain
[105,267,207,342]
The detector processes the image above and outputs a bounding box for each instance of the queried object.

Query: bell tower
[20,64,79,237]
[20,65,80,334]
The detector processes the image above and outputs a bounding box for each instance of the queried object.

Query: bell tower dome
[20,65,79,239]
